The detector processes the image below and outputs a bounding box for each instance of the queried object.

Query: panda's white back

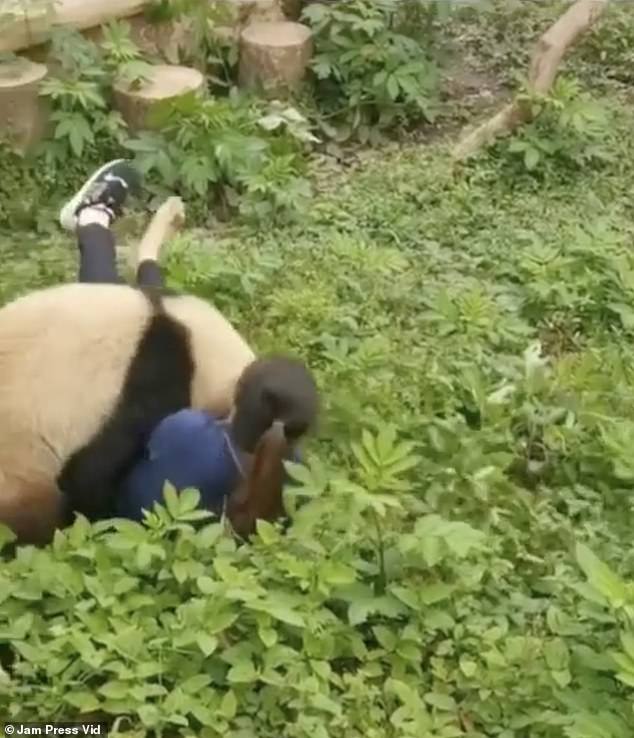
[0,283,151,480]
[163,292,256,416]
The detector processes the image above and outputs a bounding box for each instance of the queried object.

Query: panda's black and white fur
[0,281,317,544]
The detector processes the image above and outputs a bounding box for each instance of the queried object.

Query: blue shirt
[115,410,240,521]
[114,409,301,522]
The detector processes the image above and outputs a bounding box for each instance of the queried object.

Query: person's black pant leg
[76,223,165,289]
[76,224,121,284]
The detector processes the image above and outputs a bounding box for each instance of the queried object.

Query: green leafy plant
[302,0,440,143]
[0,439,489,736]
[499,77,611,174]
[124,94,312,223]
[37,26,139,163]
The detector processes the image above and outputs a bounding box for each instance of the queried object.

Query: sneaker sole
[59,158,126,232]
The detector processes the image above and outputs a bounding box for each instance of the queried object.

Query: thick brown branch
[453,0,610,161]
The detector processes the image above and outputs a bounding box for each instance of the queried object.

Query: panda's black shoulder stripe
[58,287,195,522]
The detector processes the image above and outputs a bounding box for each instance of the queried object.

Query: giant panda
[0,281,318,544]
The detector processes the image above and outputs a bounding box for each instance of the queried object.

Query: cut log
[112,64,205,132]
[238,21,312,97]
[0,0,147,54]
[453,0,610,161]
[0,57,49,152]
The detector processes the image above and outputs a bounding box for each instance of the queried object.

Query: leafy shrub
[496,77,611,175]
[574,544,634,733]
[302,0,440,143]
[575,3,634,87]
[0,430,492,737]
[38,25,146,164]
[124,95,312,224]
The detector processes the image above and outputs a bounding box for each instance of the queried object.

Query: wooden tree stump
[0,57,49,152]
[238,21,312,97]
[112,64,205,131]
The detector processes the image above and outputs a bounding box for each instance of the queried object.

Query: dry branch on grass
[453,0,610,161]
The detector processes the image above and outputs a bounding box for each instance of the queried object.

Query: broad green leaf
[219,689,238,720]
[259,626,278,648]
[137,704,160,728]
[65,691,101,712]
[459,657,477,678]
[196,523,224,548]
[162,482,181,518]
[0,523,16,550]
[576,543,629,606]
[524,146,540,171]
[544,639,570,671]
[178,488,201,514]
[196,633,218,657]
[256,519,280,545]
[181,674,212,694]
[424,692,456,711]
[620,631,634,662]
[99,681,130,700]
[197,576,217,595]
[419,582,454,605]
[227,661,257,684]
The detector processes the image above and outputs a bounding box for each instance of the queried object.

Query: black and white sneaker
[59,159,141,232]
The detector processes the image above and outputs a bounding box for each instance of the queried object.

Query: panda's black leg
[136,260,165,290]
[58,425,147,521]
[58,307,195,522]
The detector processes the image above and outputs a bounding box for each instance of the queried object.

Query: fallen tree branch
[453,0,610,161]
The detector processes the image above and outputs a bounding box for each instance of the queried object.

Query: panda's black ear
[230,355,318,453]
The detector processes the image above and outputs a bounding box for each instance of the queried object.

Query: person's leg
[76,210,120,284]
[59,160,141,284]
